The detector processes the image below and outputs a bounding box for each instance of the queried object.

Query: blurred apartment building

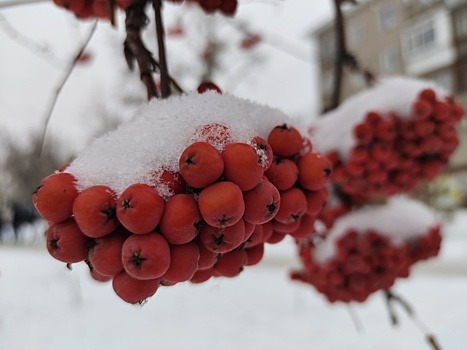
[314,0,467,167]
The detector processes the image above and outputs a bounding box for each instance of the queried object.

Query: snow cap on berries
[314,196,439,263]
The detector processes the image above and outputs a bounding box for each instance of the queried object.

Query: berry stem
[384,289,442,350]
[38,20,98,156]
[329,0,346,112]
[124,0,159,100]
[327,0,376,113]
[153,0,171,98]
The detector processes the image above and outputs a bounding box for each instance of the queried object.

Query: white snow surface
[314,196,439,263]
[67,92,303,195]
[1,228,467,350]
[310,76,445,159]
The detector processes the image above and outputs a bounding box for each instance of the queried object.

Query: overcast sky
[0,0,333,154]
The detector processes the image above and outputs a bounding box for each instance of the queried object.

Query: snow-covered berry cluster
[291,197,441,303]
[312,77,464,204]
[33,92,331,304]
[168,0,237,16]
[52,0,130,19]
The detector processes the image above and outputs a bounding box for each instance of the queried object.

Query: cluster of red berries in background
[328,88,464,203]
[33,122,331,304]
[168,0,237,16]
[53,0,131,19]
[291,224,441,303]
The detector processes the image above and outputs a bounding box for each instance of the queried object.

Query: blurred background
[0,0,466,349]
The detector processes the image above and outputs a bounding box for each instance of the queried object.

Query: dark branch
[329,0,346,111]
[38,20,98,157]
[342,51,377,86]
[0,13,64,67]
[124,0,159,100]
[443,163,467,175]
[326,0,376,113]
[384,289,442,350]
[153,0,171,98]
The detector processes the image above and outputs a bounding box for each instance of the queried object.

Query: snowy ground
[0,211,466,350]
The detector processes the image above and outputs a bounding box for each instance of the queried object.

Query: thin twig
[329,0,346,112]
[384,289,442,350]
[227,19,311,63]
[0,0,50,9]
[0,12,64,67]
[38,20,98,157]
[443,164,467,175]
[153,0,171,98]
[107,0,116,27]
[124,0,159,100]
[346,304,364,334]
[343,51,377,86]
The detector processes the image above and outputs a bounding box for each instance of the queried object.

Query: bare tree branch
[0,12,64,67]
[38,20,98,157]
[153,0,171,98]
[124,0,159,100]
[384,289,442,350]
[0,0,50,9]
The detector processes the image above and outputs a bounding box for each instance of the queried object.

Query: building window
[404,18,437,55]
[455,7,467,38]
[379,3,397,31]
[381,45,400,73]
[428,70,454,92]
[321,34,335,61]
[348,22,363,48]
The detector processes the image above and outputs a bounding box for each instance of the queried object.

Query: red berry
[195,237,218,270]
[88,228,129,277]
[305,188,328,215]
[353,123,373,144]
[412,99,432,119]
[46,218,92,263]
[219,0,237,15]
[274,188,307,224]
[244,224,263,247]
[243,179,280,225]
[197,82,222,94]
[198,181,245,228]
[251,136,273,170]
[266,231,286,244]
[33,172,78,223]
[290,214,316,239]
[152,169,186,196]
[194,123,231,149]
[200,219,245,253]
[264,157,298,191]
[297,153,332,191]
[179,142,224,188]
[112,271,160,304]
[245,244,264,266]
[116,184,164,235]
[122,233,171,280]
[419,88,436,103]
[221,143,264,191]
[214,249,247,277]
[162,242,200,283]
[73,185,119,238]
[190,268,214,283]
[267,124,303,157]
[160,194,202,245]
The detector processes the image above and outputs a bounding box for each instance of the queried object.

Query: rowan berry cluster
[33,120,330,304]
[52,0,131,19]
[291,223,441,303]
[328,88,464,203]
[168,0,237,16]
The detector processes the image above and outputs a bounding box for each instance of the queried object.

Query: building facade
[314,0,467,166]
